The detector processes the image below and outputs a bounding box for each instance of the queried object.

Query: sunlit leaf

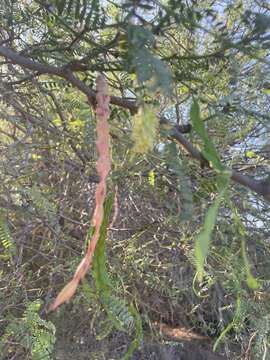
[132,105,159,154]
[241,239,259,290]
[246,150,255,158]
[195,174,229,281]
[191,100,224,172]
[148,170,155,188]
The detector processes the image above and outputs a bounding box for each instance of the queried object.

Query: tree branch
[0,45,269,201]
[170,126,270,201]
[0,45,138,111]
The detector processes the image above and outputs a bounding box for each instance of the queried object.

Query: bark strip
[49,75,111,311]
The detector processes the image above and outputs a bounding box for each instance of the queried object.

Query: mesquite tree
[0,1,270,359]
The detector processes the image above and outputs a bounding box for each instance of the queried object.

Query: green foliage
[213,288,242,351]
[214,286,270,357]
[0,210,16,262]
[53,0,102,28]
[195,176,229,282]
[163,142,193,220]
[241,238,259,290]
[0,0,270,358]
[252,315,270,359]
[41,79,72,91]
[92,194,114,299]
[26,186,58,225]
[131,105,159,154]
[0,300,56,360]
[190,100,224,172]
[191,100,231,280]
[120,304,143,360]
[148,169,155,188]
[92,194,142,359]
[233,212,259,289]
[127,25,172,94]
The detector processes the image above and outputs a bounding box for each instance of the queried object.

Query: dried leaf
[48,278,79,311]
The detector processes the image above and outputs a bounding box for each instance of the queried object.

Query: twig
[0,45,269,201]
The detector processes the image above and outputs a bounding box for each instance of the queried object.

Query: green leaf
[127,25,172,94]
[148,170,155,188]
[120,304,143,360]
[0,210,16,261]
[190,100,224,171]
[56,0,66,15]
[213,290,241,351]
[92,194,142,357]
[246,150,255,158]
[195,174,229,281]
[232,212,259,290]
[93,193,114,298]
[2,300,56,360]
[164,143,193,220]
[241,238,259,290]
[131,105,159,154]
[246,276,259,289]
